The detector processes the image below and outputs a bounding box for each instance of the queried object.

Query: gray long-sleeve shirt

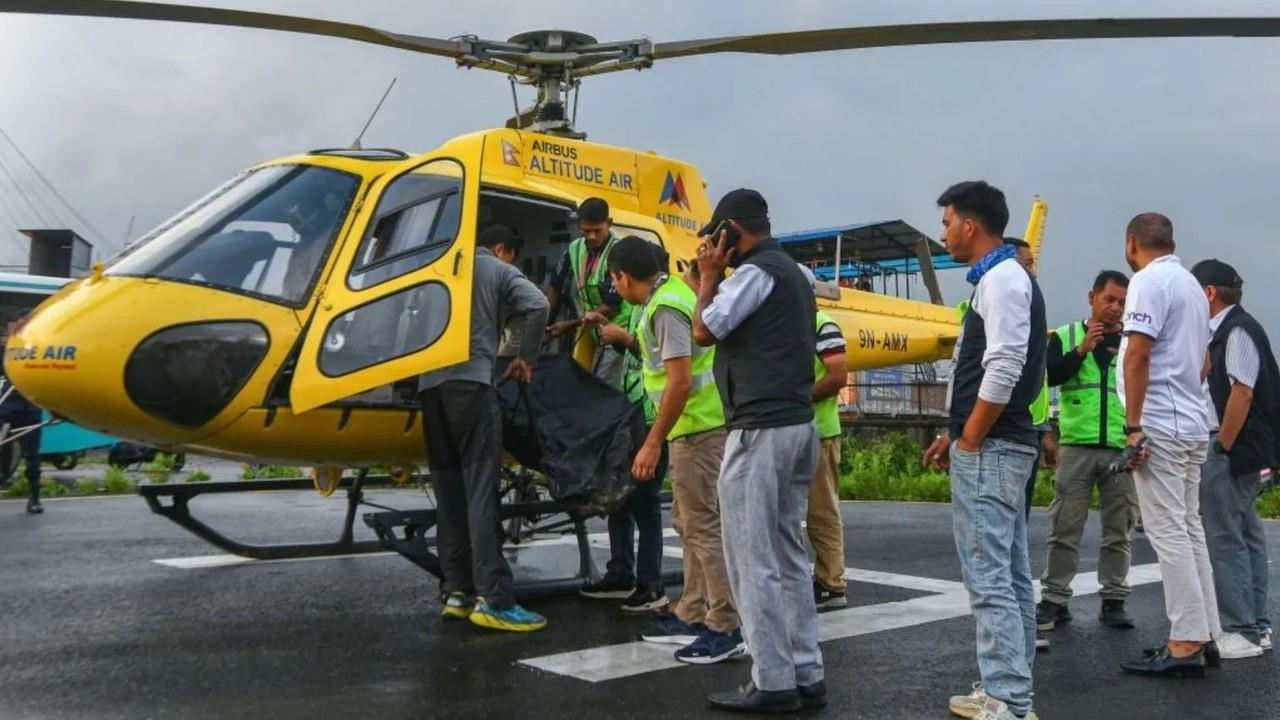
[419,247,549,391]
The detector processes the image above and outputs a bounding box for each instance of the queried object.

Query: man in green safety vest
[1035,269,1137,633]
[797,266,850,610]
[546,197,632,388]
[597,236,745,665]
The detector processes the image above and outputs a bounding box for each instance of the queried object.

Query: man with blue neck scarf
[923,181,1046,720]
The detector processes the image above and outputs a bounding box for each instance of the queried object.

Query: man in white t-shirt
[1115,213,1221,678]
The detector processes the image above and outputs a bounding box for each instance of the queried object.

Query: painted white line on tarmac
[519,562,1165,683]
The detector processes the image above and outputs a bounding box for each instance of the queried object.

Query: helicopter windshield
[108,164,360,306]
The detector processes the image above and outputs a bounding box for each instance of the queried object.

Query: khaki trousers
[806,437,845,592]
[670,427,738,633]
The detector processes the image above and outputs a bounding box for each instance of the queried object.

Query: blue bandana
[965,245,1017,285]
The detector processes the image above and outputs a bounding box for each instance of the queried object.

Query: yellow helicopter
[2,2,1277,473]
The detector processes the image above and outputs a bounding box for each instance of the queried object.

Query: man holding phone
[692,189,824,713]
[1115,213,1220,677]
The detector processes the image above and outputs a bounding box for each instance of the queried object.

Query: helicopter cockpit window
[107,164,359,307]
[347,160,463,291]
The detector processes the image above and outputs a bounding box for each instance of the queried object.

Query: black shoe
[708,682,802,714]
[579,576,634,599]
[620,588,670,614]
[1099,600,1135,629]
[1036,599,1070,630]
[1144,641,1220,669]
[798,681,827,709]
[814,581,847,610]
[26,499,42,514]
[1122,646,1206,678]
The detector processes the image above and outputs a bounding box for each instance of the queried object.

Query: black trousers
[419,381,515,609]
[1,405,40,501]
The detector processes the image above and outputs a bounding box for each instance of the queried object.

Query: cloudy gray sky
[1,0,1278,332]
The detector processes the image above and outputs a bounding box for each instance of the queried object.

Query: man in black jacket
[1193,259,1280,660]
[692,189,822,714]
[1,317,44,514]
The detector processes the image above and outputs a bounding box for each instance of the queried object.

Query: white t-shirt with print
[1116,254,1212,440]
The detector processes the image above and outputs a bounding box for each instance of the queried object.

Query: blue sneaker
[468,599,547,632]
[674,627,747,664]
[639,616,705,646]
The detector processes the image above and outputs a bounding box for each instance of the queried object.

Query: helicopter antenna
[350,77,397,150]
[508,76,521,125]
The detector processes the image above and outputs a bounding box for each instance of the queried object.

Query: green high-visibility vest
[639,275,725,440]
[568,234,633,337]
[623,309,655,424]
[813,311,843,440]
[956,299,1049,426]
[1055,321,1126,448]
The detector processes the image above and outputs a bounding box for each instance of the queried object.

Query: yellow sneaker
[467,599,547,632]
[440,592,475,620]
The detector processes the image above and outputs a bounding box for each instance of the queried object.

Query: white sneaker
[948,682,987,718]
[972,697,1038,720]
[1262,628,1273,651]
[1216,632,1265,659]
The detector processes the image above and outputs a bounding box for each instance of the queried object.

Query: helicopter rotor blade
[652,17,1280,59]
[0,0,469,58]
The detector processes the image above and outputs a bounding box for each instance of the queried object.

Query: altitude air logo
[659,171,690,211]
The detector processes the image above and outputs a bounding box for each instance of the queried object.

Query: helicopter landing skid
[138,470,391,560]
[362,491,684,599]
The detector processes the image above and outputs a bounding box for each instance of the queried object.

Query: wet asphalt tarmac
[2,490,1279,720]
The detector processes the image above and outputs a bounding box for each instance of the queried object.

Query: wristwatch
[1124,425,1143,435]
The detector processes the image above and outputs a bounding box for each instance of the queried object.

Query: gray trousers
[719,422,822,691]
[1133,428,1221,642]
[419,381,515,609]
[1040,445,1138,605]
[1201,441,1271,642]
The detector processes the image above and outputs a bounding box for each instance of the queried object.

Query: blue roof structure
[775,220,964,281]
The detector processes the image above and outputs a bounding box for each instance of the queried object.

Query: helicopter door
[289,152,478,413]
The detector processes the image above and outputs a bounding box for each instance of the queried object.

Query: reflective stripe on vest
[813,310,842,439]
[569,234,633,334]
[1055,321,1126,448]
[639,276,725,440]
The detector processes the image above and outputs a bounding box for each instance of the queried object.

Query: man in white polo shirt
[1115,213,1221,678]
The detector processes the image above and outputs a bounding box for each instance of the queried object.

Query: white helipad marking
[519,560,1166,683]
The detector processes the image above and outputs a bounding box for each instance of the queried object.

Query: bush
[103,466,133,494]
[186,470,212,483]
[75,478,99,495]
[146,453,180,473]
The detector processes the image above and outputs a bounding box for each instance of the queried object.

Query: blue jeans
[605,435,668,593]
[951,437,1038,717]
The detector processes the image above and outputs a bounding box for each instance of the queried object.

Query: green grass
[145,452,181,473]
[838,432,1280,519]
[103,466,133,494]
[75,478,99,496]
[241,465,304,480]
[186,470,212,483]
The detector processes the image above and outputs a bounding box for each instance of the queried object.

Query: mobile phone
[707,219,742,249]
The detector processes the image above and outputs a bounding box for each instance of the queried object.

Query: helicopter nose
[5,277,279,445]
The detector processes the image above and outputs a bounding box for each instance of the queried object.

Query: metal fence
[839,364,949,419]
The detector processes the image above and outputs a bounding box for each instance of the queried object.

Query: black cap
[1191,258,1243,289]
[699,188,768,237]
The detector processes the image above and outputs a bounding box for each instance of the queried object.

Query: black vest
[1207,305,1280,476]
[948,261,1047,447]
[712,239,816,430]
